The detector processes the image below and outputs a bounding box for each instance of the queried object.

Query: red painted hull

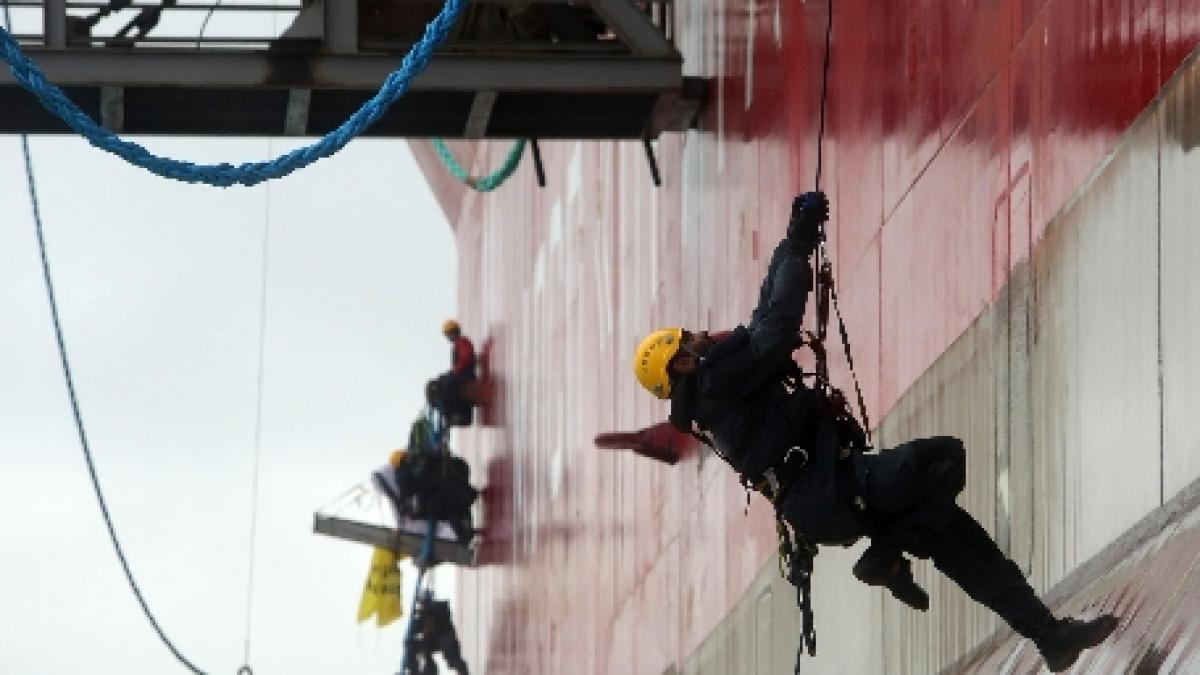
[411,2,1200,672]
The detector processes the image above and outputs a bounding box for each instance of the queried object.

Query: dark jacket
[672,238,868,544]
[676,238,819,479]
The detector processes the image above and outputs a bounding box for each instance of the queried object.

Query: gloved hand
[787,191,828,254]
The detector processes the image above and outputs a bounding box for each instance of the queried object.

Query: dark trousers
[859,437,1052,638]
[404,633,468,675]
[428,371,475,425]
[439,633,469,674]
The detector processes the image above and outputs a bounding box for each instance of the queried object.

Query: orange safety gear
[633,328,683,400]
[389,449,408,467]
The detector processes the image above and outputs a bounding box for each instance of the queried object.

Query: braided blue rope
[0,0,466,187]
[399,519,438,674]
[432,138,526,192]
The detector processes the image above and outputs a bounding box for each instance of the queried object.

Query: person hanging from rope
[631,191,1117,673]
[426,319,477,427]
[401,589,470,675]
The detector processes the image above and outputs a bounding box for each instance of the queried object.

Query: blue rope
[399,519,438,674]
[416,518,437,569]
[0,0,466,187]
[432,138,527,192]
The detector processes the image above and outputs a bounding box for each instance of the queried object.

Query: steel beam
[322,0,357,54]
[589,0,674,57]
[43,0,67,49]
[649,76,705,133]
[0,49,682,91]
[284,88,311,135]
[100,86,123,131]
[463,91,497,138]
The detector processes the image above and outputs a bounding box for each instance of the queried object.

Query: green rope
[432,138,527,192]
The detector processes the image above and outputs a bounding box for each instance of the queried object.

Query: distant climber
[375,445,478,548]
[630,191,1117,672]
[427,319,477,427]
[402,590,469,675]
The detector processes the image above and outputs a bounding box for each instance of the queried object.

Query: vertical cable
[240,80,277,675]
[813,0,834,191]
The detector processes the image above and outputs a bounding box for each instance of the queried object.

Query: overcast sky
[0,129,459,673]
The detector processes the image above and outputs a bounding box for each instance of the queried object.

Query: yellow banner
[357,548,406,626]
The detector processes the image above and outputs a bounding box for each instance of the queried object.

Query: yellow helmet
[633,328,683,399]
[388,449,407,466]
[442,319,460,335]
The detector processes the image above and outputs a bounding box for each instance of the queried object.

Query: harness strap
[691,422,822,665]
[776,517,817,665]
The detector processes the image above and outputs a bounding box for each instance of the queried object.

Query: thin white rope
[241,134,274,668]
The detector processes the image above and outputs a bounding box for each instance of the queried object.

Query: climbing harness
[432,138,529,192]
[0,0,467,186]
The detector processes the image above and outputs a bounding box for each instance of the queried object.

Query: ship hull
[411,1,1200,671]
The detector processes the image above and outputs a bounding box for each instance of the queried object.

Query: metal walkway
[0,0,703,139]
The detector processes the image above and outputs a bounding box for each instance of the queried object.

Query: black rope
[810,0,869,444]
[813,0,834,191]
[5,8,204,669]
[830,280,872,444]
[642,137,663,188]
[531,138,547,188]
[19,135,207,675]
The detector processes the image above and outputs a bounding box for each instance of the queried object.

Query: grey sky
[0,132,458,674]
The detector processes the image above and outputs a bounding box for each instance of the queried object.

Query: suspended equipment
[313,412,478,567]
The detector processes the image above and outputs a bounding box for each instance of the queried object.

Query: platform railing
[0,0,697,139]
[5,0,674,54]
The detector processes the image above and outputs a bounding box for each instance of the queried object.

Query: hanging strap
[776,518,817,665]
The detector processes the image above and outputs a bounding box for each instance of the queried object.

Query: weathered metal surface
[955,474,1200,673]
[432,1,1200,673]
[1160,53,1200,500]
[0,50,686,91]
[0,1,694,139]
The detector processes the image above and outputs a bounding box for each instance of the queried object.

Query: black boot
[852,553,930,611]
[1034,614,1119,672]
